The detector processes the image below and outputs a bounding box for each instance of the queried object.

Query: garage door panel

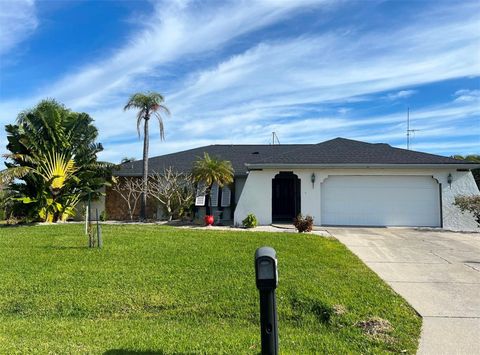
[321,176,440,227]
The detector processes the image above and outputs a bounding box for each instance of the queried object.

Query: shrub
[293,214,314,233]
[99,210,107,221]
[242,213,258,228]
[454,195,480,226]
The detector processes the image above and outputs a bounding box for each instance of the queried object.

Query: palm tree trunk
[141,117,149,220]
[205,186,211,216]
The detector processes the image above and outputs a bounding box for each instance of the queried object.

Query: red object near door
[204,215,214,226]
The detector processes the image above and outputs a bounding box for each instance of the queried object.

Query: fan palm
[1,99,114,222]
[124,92,170,220]
[192,153,234,215]
[3,150,79,222]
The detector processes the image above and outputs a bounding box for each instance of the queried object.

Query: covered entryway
[321,175,441,227]
[272,172,301,222]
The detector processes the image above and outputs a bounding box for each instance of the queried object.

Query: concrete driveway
[329,227,480,355]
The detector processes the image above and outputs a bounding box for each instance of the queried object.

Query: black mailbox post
[255,247,278,355]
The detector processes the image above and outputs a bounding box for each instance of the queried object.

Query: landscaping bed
[0,224,421,353]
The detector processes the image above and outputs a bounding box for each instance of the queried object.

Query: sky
[0,0,479,163]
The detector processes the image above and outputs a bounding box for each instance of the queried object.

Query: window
[221,186,231,207]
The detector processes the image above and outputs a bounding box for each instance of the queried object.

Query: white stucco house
[112,138,479,231]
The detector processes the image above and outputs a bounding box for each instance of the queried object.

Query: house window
[195,182,206,206]
[209,183,219,207]
[221,186,231,207]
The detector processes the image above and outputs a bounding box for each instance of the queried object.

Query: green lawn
[0,224,421,354]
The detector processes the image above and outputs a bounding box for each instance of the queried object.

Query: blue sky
[0,0,479,163]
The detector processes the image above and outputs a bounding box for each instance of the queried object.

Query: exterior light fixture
[311,173,316,188]
[447,173,453,187]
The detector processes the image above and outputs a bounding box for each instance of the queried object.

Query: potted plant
[204,215,214,226]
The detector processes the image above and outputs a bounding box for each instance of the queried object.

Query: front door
[272,172,300,222]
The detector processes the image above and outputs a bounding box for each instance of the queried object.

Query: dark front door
[272,172,300,222]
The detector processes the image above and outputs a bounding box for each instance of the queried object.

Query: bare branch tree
[148,167,201,221]
[111,177,143,221]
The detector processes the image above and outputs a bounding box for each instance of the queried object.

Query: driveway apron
[330,227,480,355]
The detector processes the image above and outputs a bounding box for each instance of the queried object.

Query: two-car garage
[320,175,441,227]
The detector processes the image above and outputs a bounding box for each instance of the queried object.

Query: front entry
[272,172,301,222]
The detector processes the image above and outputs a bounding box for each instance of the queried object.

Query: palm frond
[0,166,33,184]
[136,110,145,138]
[37,150,77,190]
[192,153,234,188]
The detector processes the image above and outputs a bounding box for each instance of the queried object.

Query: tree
[1,99,113,222]
[454,195,480,227]
[147,168,201,221]
[452,155,480,189]
[124,92,170,220]
[111,177,143,221]
[192,153,234,216]
[120,157,136,164]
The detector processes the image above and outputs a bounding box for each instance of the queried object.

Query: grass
[0,224,421,354]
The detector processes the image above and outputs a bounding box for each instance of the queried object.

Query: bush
[294,214,314,233]
[242,213,258,228]
[454,195,480,226]
[99,210,107,221]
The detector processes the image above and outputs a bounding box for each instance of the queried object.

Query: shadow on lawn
[40,245,89,250]
[104,351,185,355]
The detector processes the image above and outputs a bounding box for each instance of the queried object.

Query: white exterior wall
[440,170,479,231]
[234,168,479,231]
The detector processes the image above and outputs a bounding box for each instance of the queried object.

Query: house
[108,138,480,231]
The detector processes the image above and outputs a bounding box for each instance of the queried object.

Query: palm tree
[124,92,170,220]
[192,153,234,216]
[1,99,113,222]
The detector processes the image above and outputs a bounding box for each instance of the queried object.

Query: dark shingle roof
[115,138,474,176]
[252,138,469,166]
[115,144,310,176]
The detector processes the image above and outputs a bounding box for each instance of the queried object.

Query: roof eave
[245,163,480,170]
[113,171,248,177]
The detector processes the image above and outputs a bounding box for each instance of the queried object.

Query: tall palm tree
[192,153,234,216]
[124,92,170,220]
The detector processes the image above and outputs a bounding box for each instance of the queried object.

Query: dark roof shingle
[252,138,467,165]
[115,138,473,176]
[116,144,310,176]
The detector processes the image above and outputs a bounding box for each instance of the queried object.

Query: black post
[255,247,279,355]
[259,289,278,354]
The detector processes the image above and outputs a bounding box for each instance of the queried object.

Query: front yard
[0,224,421,353]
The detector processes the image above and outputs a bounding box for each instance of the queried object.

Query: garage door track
[330,227,480,355]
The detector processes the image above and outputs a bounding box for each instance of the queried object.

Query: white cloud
[39,0,329,110]
[169,11,480,119]
[454,89,480,102]
[0,0,38,55]
[386,90,417,100]
[1,0,479,161]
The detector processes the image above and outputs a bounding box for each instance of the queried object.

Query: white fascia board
[245,163,480,170]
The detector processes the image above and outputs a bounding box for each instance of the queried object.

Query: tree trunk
[205,185,211,215]
[141,116,150,220]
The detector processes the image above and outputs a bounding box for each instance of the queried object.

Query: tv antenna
[272,132,280,145]
[406,107,419,150]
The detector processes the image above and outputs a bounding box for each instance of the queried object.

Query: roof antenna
[406,107,419,150]
[272,132,280,145]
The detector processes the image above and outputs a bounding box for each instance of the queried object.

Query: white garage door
[321,175,441,227]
